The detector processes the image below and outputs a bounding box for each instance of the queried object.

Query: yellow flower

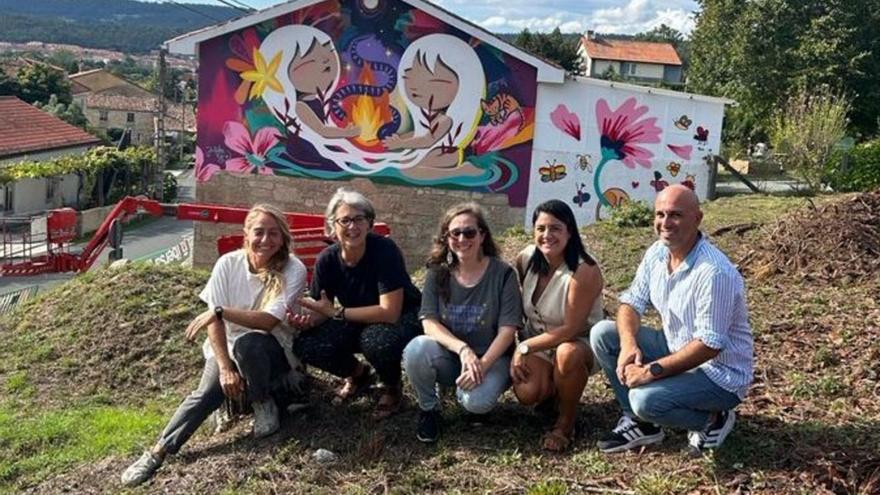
[240,48,283,99]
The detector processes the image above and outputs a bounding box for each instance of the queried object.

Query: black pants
[157,332,290,455]
[292,310,421,387]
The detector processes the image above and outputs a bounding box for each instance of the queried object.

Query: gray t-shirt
[419,257,523,355]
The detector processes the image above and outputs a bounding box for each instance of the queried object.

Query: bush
[827,138,880,192]
[607,200,653,228]
[162,172,178,202]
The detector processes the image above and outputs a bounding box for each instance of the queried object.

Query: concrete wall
[193,173,525,271]
[12,178,45,215]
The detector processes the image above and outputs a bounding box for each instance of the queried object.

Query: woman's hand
[219,366,244,400]
[185,309,216,341]
[456,346,484,391]
[299,290,336,319]
[287,309,315,330]
[510,349,531,384]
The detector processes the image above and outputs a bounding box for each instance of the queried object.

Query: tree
[35,94,89,129]
[514,28,584,75]
[0,71,21,97]
[16,63,71,105]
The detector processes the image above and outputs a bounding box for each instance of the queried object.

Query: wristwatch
[649,361,664,377]
[214,305,224,321]
[332,306,346,321]
[517,342,530,355]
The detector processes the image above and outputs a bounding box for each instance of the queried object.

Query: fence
[0,285,39,315]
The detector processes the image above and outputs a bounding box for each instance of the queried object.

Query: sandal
[333,364,374,404]
[372,385,402,420]
[541,427,574,452]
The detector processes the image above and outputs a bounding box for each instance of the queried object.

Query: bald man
[590,185,753,454]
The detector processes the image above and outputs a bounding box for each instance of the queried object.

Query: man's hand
[185,309,217,341]
[219,366,244,400]
[623,363,653,388]
[616,345,643,384]
[510,349,530,384]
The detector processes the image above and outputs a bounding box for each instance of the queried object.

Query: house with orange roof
[578,31,683,85]
[0,96,101,215]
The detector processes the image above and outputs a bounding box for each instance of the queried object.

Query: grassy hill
[0,192,878,494]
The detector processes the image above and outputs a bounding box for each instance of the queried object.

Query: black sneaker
[416,409,441,443]
[688,409,735,452]
[597,415,665,453]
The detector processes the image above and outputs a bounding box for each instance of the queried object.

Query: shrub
[826,138,880,192]
[771,86,850,192]
[162,172,178,202]
[607,200,653,228]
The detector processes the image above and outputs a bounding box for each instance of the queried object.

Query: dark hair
[426,202,499,301]
[528,199,595,275]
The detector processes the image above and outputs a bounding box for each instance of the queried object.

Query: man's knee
[590,320,619,355]
[629,387,666,422]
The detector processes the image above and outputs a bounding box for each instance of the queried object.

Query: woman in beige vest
[512,199,604,452]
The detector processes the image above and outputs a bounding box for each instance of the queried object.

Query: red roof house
[579,32,683,85]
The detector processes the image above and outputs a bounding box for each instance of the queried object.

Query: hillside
[0,193,879,494]
[0,0,240,53]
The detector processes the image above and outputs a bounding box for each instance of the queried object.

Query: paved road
[0,169,197,294]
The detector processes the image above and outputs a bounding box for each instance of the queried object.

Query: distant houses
[578,31,683,86]
[0,96,101,215]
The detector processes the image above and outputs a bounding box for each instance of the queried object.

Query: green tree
[0,71,21,97]
[35,94,89,129]
[514,28,584,75]
[16,63,71,105]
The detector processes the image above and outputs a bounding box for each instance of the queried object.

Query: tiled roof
[0,96,101,159]
[82,93,156,112]
[582,38,682,66]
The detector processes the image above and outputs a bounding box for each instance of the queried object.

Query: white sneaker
[120,451,162,487]
[252,399,279,438]
[211,407,235,434]
[689,410,736,451]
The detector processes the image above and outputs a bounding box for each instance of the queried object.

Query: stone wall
[194,173,525,272]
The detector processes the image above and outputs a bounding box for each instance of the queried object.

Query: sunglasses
[446,227,481,240]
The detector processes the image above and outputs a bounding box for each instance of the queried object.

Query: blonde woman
[121,204,307,487]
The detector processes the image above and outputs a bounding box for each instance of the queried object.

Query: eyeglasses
[446,227,481,240]
[335,215,369,227]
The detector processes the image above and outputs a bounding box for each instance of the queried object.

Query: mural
[195,0,538,206]
[526,82,724,225]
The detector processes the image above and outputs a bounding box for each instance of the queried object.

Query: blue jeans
[590,320,740,431]
[403,335,511,414]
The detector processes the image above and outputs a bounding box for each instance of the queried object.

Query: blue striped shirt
[620,235,754,399]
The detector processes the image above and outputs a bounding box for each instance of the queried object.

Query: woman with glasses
[511,199,604,452]
[291,188,422,419]
[402,202,522,443]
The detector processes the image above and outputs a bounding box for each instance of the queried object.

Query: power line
[163,0,223,22]
[212,0,254,14]
[224,0,258,12]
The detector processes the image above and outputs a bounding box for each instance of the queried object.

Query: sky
[161,0,700,35]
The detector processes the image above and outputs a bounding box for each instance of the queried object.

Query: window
[126,112,135,123]
[99,110,108,122]
[620,62,637,75]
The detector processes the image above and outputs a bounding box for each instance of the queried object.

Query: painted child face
[402,53,459,111]
[288,39,339,96]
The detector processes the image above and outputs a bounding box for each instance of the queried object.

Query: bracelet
[457,343,470,355]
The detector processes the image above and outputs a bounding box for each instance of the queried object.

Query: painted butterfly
[694,126,709,142]
[539,161,567,182]
[650,171,669,192]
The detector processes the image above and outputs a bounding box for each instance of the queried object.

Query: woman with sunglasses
[511,199,604,452]
[291,188,422,419]
[402,202,522,443]
[121,204,307,487]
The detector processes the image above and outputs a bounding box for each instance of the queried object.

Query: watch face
[649,362,663,377]
[517,343,529,355]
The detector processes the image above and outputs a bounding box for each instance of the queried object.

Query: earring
[446,250,454,265]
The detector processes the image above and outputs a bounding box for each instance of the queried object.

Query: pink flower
[194,146,220,182]
[667,143,693,160]
[223,121,281,175]
[472,111,524,154]
[596,97,662,169]
[550,104,581,141]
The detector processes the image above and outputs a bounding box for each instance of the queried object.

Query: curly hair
[242,203,293,309]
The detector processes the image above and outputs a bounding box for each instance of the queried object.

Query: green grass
[0,401,167,491]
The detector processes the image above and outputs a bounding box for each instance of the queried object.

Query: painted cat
[481,93,524,128]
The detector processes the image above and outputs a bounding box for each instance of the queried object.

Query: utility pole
[154,48,168,201]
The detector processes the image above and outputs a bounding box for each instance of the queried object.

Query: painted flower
[194,146,221,182]
[239,48,283,99]
[550,104,581,141]
[225,28,262,104]
[596,97,662,169]
[472,111,524,155]
[223,121,282,175]
[667,143,693,160]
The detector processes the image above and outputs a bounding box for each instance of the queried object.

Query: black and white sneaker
[416,409,441,443]
[597,415,665,453]
[689,410,735,452]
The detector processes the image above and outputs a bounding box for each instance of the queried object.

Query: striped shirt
[620,234,754,399]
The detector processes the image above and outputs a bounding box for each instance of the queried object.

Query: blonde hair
[242,203,293,309]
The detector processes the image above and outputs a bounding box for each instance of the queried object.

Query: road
[0,170,196,294]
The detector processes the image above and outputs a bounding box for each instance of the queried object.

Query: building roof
[164,0,565,83]
[581,37,682,66]
[81,93,156,113]
[0,96,101,159]
[69,69,154,97]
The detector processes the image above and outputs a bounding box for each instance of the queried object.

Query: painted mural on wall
[527,82,724,225]
[195,0,538,206]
